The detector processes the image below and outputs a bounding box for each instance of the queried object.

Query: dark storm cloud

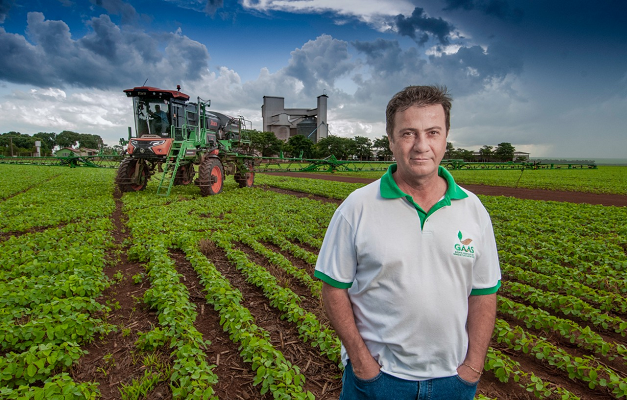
[205,0,224,16]
[0,12,210,89]
[429,42,523,90]
[0,27,49,86]
[163,30,212,82]
[395,7,454,46]
[352,39,425,76]
[0,0,13,24]
[351,38,522,99]
[283,34,356,96]
[443,0,523,22]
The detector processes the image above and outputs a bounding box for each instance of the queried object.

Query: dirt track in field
[267,172,627,207]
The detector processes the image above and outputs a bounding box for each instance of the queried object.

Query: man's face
[388,104,448,182]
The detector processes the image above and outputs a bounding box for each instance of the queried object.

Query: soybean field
[1,164,626,400]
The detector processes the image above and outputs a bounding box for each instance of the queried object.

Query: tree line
[2,128,519,162]
[0,131,113,157]
[249,130,519,162]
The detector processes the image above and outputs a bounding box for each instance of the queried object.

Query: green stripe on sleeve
[470,280,501,295]
[314,270,353,289]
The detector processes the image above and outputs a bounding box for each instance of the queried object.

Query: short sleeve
[314,208,357,289]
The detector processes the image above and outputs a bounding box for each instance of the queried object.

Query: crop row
[238,233,322,297]
[494,318,627,398]
[0,167,115,232]
[501,262,627,315]
[498,296,627,364]
[128,236,221,399]
[181,234,316,399]
[484,348,580,399]
[0,165,65,200]
[0,169,114,399]
[501,280,627,335]
[501,251,627,296]
[211,230,339,363]
[500,239,627,281]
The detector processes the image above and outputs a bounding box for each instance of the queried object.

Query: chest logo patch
[454,231,475,258]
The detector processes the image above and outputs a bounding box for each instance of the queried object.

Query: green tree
[494,142,515,161]
[478,145,493,162]
[353,136,373,160]
[284,135,314,158]
[1,132,36,156]
[444,142,457,159]
[56,130,80,148]
[372,135,393,161]
[456,148,475,162]
[78,133,104,149]
[250,130,283,157]
[314,135,356,160]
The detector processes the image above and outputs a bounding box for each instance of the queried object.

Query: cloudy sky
[0,0,625,158]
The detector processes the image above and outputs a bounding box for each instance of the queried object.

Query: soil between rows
[72,194,170,399]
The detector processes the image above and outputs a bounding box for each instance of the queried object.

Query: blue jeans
[340,361,478,400]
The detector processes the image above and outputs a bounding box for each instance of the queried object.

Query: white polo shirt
[315,165,501,381]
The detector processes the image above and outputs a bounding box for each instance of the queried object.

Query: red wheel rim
[246,171,254,186]
[210,165,222,192]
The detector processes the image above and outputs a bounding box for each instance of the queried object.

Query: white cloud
[426,44,462,57]
[240,0,416,30]
[32,88,67,100]
[0,88,131,144]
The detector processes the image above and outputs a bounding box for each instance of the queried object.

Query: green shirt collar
[380,164,468,229]
[380,164,468,202]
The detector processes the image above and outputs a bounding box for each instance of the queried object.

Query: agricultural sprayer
[115,85,257,196]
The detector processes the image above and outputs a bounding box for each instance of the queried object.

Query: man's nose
[412,134,430,152]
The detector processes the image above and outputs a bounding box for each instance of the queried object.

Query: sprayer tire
[199,157,224,196]
[174,164,195,186]
[116,158,148,192]
[235,171,255,188]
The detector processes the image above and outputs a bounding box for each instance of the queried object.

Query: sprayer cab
[124,86,189,138]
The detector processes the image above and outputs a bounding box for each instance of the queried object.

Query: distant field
[321,166,627,195]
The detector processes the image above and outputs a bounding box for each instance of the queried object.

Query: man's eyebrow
[399,125,443,131]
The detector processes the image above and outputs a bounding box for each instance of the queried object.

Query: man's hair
[385,85,452,137]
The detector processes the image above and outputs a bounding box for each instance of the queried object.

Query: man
[148,104,169,135]
[314,85,501,399]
